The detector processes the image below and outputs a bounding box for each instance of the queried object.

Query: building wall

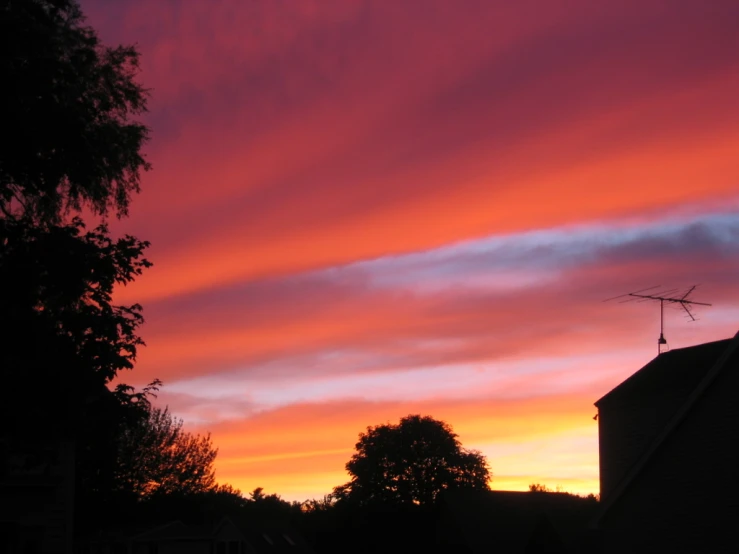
[599,350,739,553]
[597,385,690,499]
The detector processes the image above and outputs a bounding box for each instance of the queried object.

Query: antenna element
[604,286,711,355]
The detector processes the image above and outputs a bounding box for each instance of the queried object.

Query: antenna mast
[604,285,711,355]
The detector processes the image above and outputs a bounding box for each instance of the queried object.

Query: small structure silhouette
[592,331,739,553]
[78,517,314,554]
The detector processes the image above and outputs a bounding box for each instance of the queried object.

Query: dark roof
[216,517,314,553]
[595,338,732,408]
[439,489,598,554]
[131,521,212,541]
[84,518,312,552]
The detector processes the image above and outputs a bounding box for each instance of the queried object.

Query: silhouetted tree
[1,0,149,224]
[529,483,600,502]
[115,405,218,497]
[0,217,151,437]
[244,487,303,522]
[208,483,248,513]
[132,483,248,526]
[0,0,152,434]
[529,483,555,493]
[74,380,160,528]
[334,415,491,506]
[302,494,338,513]
[0,0,154,538]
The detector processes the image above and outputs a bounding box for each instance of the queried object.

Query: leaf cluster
[0,216,151,435]
[0,0,150,223]
[115,405,218,498]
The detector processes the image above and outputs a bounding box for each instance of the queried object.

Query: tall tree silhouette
[0,0,153,534]
[0,0,149,224]
[334,415,491,506]
[0,0,152,433]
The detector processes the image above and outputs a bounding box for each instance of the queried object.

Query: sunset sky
[81,0,739,500]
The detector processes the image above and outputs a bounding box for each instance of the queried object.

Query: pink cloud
[77,0,739,303]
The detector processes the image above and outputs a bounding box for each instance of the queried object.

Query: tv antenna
[604,285,711,355]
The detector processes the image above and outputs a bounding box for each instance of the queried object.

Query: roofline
[593,338,733,407]
[591,330,739,528]
[214,516,249,541]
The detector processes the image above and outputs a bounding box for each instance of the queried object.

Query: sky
[81,0,739,500]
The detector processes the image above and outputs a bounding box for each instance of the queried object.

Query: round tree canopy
[335,414,491,506]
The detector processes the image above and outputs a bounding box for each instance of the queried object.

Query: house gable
[214,517,314,553]
[595,338,731,499]
[593,331,739,552]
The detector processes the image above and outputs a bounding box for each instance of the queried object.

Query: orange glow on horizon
[199,394,601,501]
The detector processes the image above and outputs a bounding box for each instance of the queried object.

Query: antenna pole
[604,285,711,356]
[658,299,666,355]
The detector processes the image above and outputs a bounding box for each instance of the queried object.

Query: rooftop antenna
[604,285,711,355]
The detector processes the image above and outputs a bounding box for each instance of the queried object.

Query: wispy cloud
[131,212,737,385]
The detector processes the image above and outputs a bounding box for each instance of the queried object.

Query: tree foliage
[529,483,555,493]
[129,483,248,526]
[334,415,491,506]
[0,216,151,435]
[0,0,150,224]
[0,0,243,534]
[115,405,218,498]
[302,494,338,513]
[0,0,221,536]
[0,0,152,434]
[73,380,160,523]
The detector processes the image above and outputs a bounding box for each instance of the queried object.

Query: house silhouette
[592,331,739,553]
[78,517,314,554]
